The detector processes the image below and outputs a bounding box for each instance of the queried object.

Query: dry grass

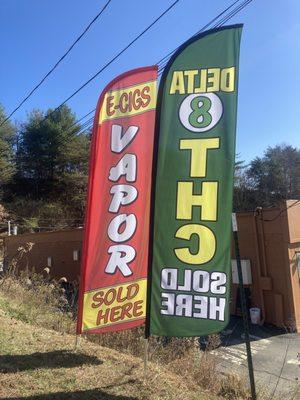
[0,273,74,334]
[0,270,297,400]
[0,272,218,400]
[0,304,213,400]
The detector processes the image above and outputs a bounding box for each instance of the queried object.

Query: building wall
[3,229,83,282]
[285,200,300,331]
[3,201,300,330]
[230,200,300,331]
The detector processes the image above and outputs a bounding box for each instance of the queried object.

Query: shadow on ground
[198,315,293,350]
[221,315,289,346]
[0,350,102,373]
[0,389,138,400]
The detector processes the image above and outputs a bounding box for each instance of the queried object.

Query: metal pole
[232,213,256,400]
[8,220,11,236]
[143,338,149,377]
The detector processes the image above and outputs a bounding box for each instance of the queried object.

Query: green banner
[149,25,243,337]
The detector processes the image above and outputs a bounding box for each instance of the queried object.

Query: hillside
[0,278,218,400]
[0,306,215,400]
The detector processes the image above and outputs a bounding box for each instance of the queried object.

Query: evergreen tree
[16,106,83,197]
[247,144,300,207]
[9,105,90,228]
[0,105,16,189]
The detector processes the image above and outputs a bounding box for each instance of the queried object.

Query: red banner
[77,66,157,334]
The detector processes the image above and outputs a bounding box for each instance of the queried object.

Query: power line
[60,108,95,133]
[58,0,249,114]
[72,109,95,127]
[157,0,252,76]
[66,1,253,152]
[2,1,259,232]
[14,0,253,151]
[76,117,94,131]
[41,110,93,151]
[8,218,83,223]
[10,0,180,148]
[156,0,241,69]
[259,200,300,222]
[76,122,93,136]
[15,112,93,156]
[61,0,253,142]
[214,0,252,27]
[0,0,112,127]
[157,0,244,72]
[40,0,180,120]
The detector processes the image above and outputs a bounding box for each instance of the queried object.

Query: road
[212,317,300,398]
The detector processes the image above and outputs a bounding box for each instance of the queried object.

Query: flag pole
[143,337,149,377]
[75,334,81,351]
[232,213,256,400]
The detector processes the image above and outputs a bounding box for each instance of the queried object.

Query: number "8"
[179,93,223,133]
[189,96,212,129]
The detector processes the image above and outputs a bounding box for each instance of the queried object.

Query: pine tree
[0,105,16,189]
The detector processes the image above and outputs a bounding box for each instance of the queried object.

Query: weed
[0,266,297,400]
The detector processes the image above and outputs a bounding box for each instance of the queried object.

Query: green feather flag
[149,25,243,337]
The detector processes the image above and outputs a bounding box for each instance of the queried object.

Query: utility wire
[156,0,241,68]
[14,0,180,147]
[214,0,252,27]
[76,117,94,131]
[68,109,96,129]
[7,0,255,232]
[63,1,253,151]
[8,218,83,223]
[61,0,252,142]
[15,0,253,151]
[259,200,300,222]
[0,0,112,127]
[76,122,93,136]
[11,195,299,230]
[272,338,291,397]
[39,0,180,121]
[157,0,252,75]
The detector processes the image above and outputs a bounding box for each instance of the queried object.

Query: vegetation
[0,104,90,232]
[1,270,299,399]
[0,106,16,192]
[0,281,203,400]
[0,272,231,400]
[234,145,300,211]
[0,101,299,396]
[0,102,299,231]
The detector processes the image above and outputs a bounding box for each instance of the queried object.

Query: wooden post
[75,334,81,351]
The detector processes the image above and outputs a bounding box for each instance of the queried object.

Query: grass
[0,293,214,400]
[0,273,74,333]
[0,272,298,400]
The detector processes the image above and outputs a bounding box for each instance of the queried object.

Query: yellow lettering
[180,138,220,178]
[220,67,235,92]
[174,224,216,264]
[207,68,220,92]
[184,70,198,93]
[194,69,207,93]
[177,181,218,221]
[169,71,185,94]
[169,67,236,95]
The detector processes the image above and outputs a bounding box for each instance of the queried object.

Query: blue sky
[1,0,299,162]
